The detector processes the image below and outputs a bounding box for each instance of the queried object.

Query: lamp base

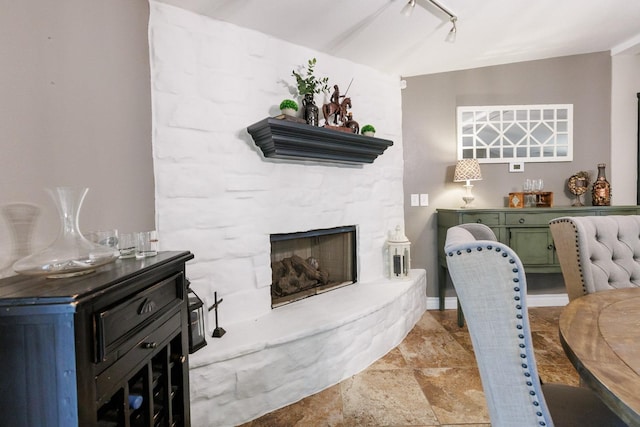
[461,184,475,208]
[461,195,475,209]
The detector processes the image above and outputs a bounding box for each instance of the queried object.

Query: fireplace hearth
[271,226,357,307]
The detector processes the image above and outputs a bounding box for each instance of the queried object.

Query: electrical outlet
[410,194,419,206]
[420,194,429,206]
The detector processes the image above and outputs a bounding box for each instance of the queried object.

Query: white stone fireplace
[148,2,427,425]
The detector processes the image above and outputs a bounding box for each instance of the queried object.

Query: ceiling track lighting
[400,0,416,17]
[445,16,457,43]
[401,0,458,42]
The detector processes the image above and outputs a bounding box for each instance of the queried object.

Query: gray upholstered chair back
[445,224,552,426]
[549,215,640,301]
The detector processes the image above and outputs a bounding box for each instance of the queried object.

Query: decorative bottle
[591,163,611,206]
[302,93,319,126]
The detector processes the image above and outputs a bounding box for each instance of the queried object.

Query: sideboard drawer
[95,311,181,405]
[505,212,561,225]
[460,212,500,225]
[96,272,183,363]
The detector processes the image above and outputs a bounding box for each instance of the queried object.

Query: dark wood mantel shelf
[247,117,394,164]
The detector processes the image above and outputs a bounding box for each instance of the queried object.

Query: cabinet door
[509,228,554,266]
[0,311,79,427]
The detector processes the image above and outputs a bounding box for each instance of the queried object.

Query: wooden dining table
[559,287,640,427]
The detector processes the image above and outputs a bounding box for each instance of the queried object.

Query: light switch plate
[420,194,429,206]
[410,194,419,206]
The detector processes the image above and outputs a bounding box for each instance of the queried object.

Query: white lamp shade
[454,159,483,182]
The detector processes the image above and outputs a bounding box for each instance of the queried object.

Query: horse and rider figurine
[322,84,353,129]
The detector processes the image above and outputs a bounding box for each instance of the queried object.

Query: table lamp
[454,159,483,208]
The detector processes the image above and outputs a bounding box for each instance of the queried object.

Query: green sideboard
[437,206,640,312]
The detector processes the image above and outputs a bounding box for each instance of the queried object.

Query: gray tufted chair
[445,223,626,427]
[549,215,640,301]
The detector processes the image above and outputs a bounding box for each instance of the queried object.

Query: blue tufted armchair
[549,215,640,301]
[445,223,626,427]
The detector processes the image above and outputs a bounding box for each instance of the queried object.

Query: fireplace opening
[270,226,357,308]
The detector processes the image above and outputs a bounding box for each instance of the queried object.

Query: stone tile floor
[240,306,578,427]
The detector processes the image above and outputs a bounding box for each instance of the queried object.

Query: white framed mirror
[457,104,573,163]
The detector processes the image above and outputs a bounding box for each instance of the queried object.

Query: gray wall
[401,52,613,297]
[0,0,622,295]
[0,0,154,265]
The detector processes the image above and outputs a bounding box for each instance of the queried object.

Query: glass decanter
[13,187,118,278]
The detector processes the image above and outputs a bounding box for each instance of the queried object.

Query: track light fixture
[401,0,458,42]
[400,0,416,17]
[445,16,457,43]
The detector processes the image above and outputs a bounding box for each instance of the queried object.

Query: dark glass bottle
[591,163,611,206]
[302,93,319,126]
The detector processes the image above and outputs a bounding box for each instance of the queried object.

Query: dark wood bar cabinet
[0,251,194,427]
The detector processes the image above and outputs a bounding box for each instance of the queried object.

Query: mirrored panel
[457,104,573,163]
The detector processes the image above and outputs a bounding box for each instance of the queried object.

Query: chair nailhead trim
[446,236,550,425]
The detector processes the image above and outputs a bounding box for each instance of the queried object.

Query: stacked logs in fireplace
[271,254,346,307]
[270,225,357,307]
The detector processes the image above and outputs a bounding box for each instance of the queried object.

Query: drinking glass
[532,179,544,192]
[523,179,534,207]
[118,233,136,259]
[135,230,158,258]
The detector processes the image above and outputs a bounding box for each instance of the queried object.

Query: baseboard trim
[427,293,569,310]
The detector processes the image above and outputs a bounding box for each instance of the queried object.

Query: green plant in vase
[361,124,376,136]
[292,58,330,126]
[279,99,299,117]
[292,58,330,96]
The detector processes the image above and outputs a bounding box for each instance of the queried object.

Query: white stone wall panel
[148,2,421,425]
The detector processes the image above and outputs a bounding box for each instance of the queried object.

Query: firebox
[270,226,357,307]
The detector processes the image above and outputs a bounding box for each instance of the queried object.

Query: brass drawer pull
[519,218,525,224]
[476,219,482,223]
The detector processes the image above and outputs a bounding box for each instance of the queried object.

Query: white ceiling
[157,0,640,77]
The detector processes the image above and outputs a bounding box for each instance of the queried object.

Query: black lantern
[187,287,207,354]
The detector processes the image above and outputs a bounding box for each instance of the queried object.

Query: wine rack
[96,334,185,427]
[0,251,194,427]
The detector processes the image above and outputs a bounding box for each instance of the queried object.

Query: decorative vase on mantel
[591,163,611,206]
[302,93,319,126]
[13,187,118,278]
